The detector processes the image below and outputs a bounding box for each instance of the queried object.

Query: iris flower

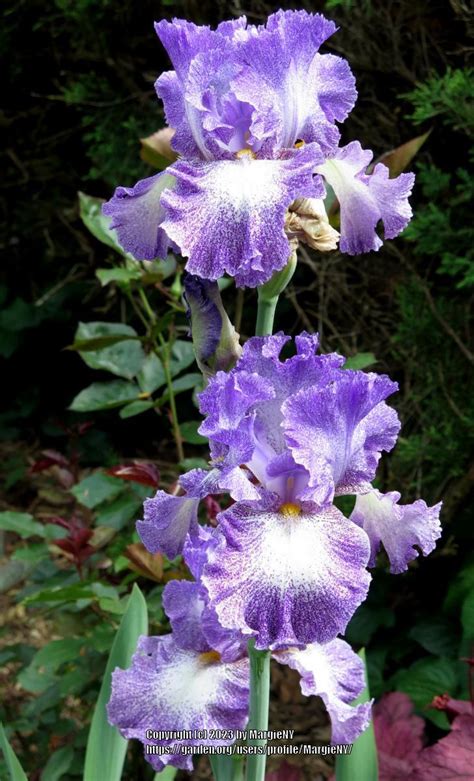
[103,11,414,287]
[108,528,372,772]
[137,334,441,650]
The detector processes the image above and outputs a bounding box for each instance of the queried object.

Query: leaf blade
[0,723,28,781]
[83,584,148,781]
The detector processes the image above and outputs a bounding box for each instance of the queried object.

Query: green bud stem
[255,252,297,337]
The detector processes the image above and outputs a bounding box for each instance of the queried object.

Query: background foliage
[1,0,473,779]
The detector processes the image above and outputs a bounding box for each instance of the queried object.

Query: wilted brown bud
[285,198,339,252]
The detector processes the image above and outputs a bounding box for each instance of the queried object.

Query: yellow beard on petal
[279,502,302,517]
[198,650,222,666]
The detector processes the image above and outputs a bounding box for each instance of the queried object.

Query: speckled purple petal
[154,19,228,79]
[316,141,415,254]
[351,489,442,573]
[161,146,323,287]
[276,639,372,744]
[198,334,344,492]
[232,10,355,154]
[102,171,175,261]
[201,603,248,663]
[201,500,371,649]
[282,370,400,506]
[162,579,208,652]
[137,468,221,559]
[198,368,275,467]
[108,634,249,773]
[136,491,199,560]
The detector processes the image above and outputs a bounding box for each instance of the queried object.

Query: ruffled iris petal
[137,468,221,558]
[276,639,372,744]
[198,333,344,489]
[351,489,442,573]
[282,370,400,505]
[316,141,415,254]
[136,491,199,559]
[232,10,355,154]
[108,635,249,773]
[161,147,324,287]
[201,501,371,649]
[102,171,175,260]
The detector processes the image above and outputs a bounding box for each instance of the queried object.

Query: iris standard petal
[282,370,400,505]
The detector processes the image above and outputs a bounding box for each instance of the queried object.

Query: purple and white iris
[136,333,442,650]
[103,11,415,287]
[108,530,372,771]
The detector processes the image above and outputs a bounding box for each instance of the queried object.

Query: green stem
[335,649,378,781]
[138,287,156,324]
[255,251,297,337]
[210,756,245,781]
[245,640,271,781]
[158,333,184,464]
[255,293,279,337]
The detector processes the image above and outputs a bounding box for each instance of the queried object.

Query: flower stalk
[256,252,297,336]
[245,640,271,781]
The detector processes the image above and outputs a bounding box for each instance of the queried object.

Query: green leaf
[409,618,459,657]
[11,543,49,564]
[137,352,166,394]
[119,400,154,419]
[40,745,74,781]
[461,590,474,642]
[159,373,203,405]
[84,584,148,781]
[95,491,144,530]
[346,604,395,646]
[96,267,142,286]
[179,421,206,445]
[24,583,96,606]
[444,562,474,612]
[0,511,44,538]
[393,657,459,728]
[17,664,57,694]
[335,649,378,781]
[78,192,130,257]
[74,322,145,379]
[153,768,178,780]
[69,380,140,412]
[67,335,139,352]
[28,638,84,673]
[0,723,28,781]
[70,472,124,509]
[169,340,196,376]
[0,560,35,593]
[344,353,377,370]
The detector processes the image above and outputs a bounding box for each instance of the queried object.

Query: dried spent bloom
[103,11,414,287]
[137,333,442,650]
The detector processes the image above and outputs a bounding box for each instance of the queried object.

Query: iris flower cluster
[105,9,441,776]
[108,336,441,770]
[103,10,415,287]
